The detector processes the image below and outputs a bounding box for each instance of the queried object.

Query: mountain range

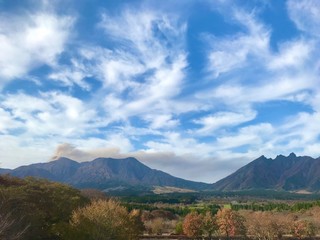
[2,153,320,193]
[0,157,210,191]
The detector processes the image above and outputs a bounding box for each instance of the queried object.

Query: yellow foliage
[70,199,142,240]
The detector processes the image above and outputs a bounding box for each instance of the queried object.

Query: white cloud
[0,11,73,85]
[97,9,187,93]
[268,39,313,70]
[198,73,314,114]
[203,6,317,108]
[144,114,179,129]
[206,10,270,77]
[48,58,92,90]
[282,111,320,143]
[0,135,56,169]
[194,110,256,135]
[287,0,320,36]
[55,8,191,131]
[145,132,214,157]
[308,92,320,111]
[100,10,186,63]
[2,92,98,137]
[70,9,191,129]
[0,108,22,133]
[215,123,274,149]
[303,143,320,157]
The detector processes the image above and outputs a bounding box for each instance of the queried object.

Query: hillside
[213,153,320,192]
[2,157,210,191]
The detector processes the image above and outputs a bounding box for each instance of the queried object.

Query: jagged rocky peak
[213,153,320,192]
[288,152,297,158]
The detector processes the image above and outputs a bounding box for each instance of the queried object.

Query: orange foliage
[183,212,203,237]
[216,208,246,237]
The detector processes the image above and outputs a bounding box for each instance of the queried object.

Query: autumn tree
[243,211,286,240]
[216,208,246,238]
[183,211,203,237]
[202,211,218,237]
[70,199,143,240]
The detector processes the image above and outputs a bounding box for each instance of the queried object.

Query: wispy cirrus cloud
[52,7,190,127]
[205,9,270,78]
[193,110,256,135]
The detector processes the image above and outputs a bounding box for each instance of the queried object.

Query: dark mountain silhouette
[2,157,210,191]
[213,153,320,191]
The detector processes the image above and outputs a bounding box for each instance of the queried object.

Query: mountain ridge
[213,153,320,192]
[3,153,320,193]
[1,157,210,191]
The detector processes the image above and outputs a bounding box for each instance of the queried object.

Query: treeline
[123,202,220,217]
[231,201,320,212]
[120,189,320,205]
[122,193,198,204]
[142,206,320,239]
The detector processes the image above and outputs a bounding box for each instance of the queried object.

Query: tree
[70,199,143,240]
[183,212,203,237]
[242,211,292,240]
[216,208,246,238]
[202,211,218,238]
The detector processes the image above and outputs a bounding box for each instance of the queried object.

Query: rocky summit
[213,153,320,192]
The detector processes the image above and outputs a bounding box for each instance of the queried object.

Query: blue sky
[0,0,319,183]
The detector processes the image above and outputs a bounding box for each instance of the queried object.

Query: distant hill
[1,157,210,191]
[213,153,320,192]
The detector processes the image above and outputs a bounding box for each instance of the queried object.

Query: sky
[0,0,319,183]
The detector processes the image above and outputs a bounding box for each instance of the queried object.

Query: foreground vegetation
[0,175,145,240]
[0,175,88,239]
[2,175,320,239]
